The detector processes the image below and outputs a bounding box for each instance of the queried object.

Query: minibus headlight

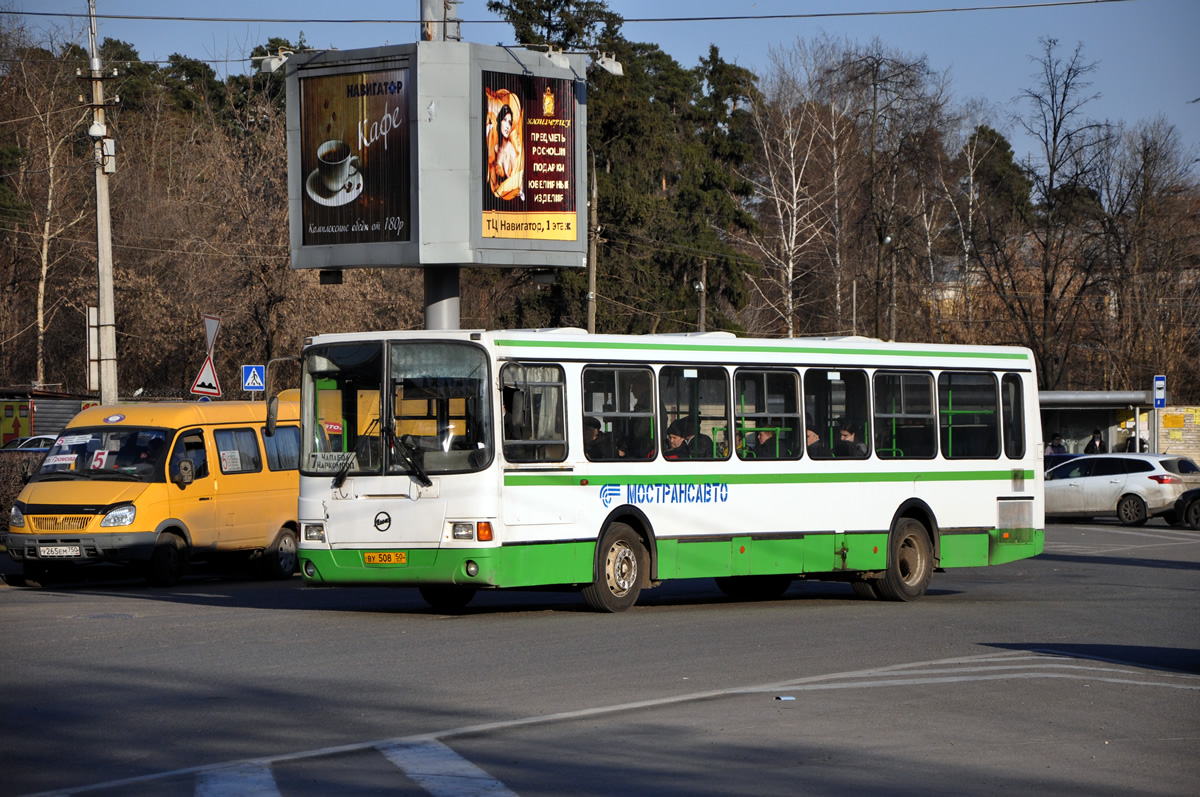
[9,506,24,528]
[303,523,326,542]
[452,522,474,540]
[100,504,136,527]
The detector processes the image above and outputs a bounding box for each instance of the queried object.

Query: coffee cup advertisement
[299,67,410,245]
[482,71,577,241]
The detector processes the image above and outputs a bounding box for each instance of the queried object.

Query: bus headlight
[303,523,326,542]
[452,522,474,540]
[100,504,135,527]
[9,506,24,528]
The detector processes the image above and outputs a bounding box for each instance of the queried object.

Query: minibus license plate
[40,545,81,558]
[364,551,407,565]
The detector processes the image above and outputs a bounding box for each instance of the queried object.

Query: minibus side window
[262,426,301,471]
[214,429,263,474]
[170,430,209,480]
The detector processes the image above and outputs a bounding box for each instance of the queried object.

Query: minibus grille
[30,515,92,532]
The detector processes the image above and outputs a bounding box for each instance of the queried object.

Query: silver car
[1045,453,1200,526]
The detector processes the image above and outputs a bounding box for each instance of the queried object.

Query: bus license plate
[364,551,407,565]
[40,545,81,558]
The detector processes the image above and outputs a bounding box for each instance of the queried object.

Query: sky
[17,0,1200,162]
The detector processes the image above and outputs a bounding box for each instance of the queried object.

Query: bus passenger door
[168,429,219,550]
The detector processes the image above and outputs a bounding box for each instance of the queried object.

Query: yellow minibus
[4,396,300,586]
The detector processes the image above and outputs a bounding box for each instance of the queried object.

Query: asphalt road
[2,519,1197,797]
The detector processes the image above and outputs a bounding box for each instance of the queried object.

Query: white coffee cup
[316,139,360,194]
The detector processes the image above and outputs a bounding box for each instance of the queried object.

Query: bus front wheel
[419,585,477,612]
[582,523,645,612]
[876,519,932,601]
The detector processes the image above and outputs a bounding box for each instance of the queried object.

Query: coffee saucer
[306,168,364,207]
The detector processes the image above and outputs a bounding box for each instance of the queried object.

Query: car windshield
[34,427,172,482]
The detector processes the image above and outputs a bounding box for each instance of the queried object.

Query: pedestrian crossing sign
[242,365,265,392]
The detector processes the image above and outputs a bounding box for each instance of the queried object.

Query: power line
[3,1,1137,26]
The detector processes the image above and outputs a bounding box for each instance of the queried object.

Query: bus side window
[734,369,801,460]
[873,372,936,459]
[1001,373,1025,459]
[582,367,656,462]
[938,372,1000,459]
[659,366,730,461]
[500,363,566,463]
[805,368,870,460]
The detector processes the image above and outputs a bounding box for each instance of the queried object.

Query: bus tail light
[477,522,493,542]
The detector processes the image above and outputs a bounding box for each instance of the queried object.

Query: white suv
[1045,453,1200,526]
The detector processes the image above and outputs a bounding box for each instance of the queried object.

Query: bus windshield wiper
[391,429,433,487]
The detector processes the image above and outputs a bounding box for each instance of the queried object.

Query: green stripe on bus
[504,470,1034,487]
[494,338,1030,361]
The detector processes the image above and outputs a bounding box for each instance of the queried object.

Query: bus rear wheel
[876,519,932,601]
[582,523,645,612]
[850,579,881,600]
[714,575,792,601]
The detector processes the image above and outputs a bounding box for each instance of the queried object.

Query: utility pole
[587,150,598,333]
[86,0,118,404]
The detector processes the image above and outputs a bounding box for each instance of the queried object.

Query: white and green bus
[292,328,1043,611]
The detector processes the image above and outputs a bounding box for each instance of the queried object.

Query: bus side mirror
[265,395,279,437]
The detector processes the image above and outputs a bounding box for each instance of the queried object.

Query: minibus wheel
[260,527,298,580]
[148,533,186,587]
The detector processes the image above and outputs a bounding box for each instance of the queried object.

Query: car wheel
[147,533,187,586]
[259,527,298,580]
[875,518,933,601]
[1186,500,1200,530]
[581,522,645,612]
[418,585,477,611]
[714,574,792,601]
[1116,495,1147,527]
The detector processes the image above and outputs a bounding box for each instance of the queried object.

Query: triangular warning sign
[190,355,222,397]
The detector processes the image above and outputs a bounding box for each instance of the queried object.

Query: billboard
[298,67,411,246]
[482,71,577,241]
[286,41,587,270]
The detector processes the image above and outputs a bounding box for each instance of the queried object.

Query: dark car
[1172,488,1200,530]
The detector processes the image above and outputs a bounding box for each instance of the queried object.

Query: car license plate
[40,545,81,558]
[364,551,407,565]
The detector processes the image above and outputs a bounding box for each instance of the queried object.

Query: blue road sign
[1153,375,1166,408]
[242,364,265,392]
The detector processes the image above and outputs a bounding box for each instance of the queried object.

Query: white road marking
[378,740,518,796]
[195,763,281,797]
[22,651,1199,797]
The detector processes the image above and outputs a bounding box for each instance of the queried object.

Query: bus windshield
[35,427,172,482]
[301,340,493,477]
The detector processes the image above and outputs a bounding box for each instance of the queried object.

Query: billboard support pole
[425,266,460,330]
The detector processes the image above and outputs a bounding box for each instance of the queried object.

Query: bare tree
[0,25,92,387]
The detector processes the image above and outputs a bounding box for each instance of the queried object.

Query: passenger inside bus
[748,420,792,459]
[664,418,714,460]
[836,419,869,457]
[583,416,614,459]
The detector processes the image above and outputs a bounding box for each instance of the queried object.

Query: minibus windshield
[35,427,172,482]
